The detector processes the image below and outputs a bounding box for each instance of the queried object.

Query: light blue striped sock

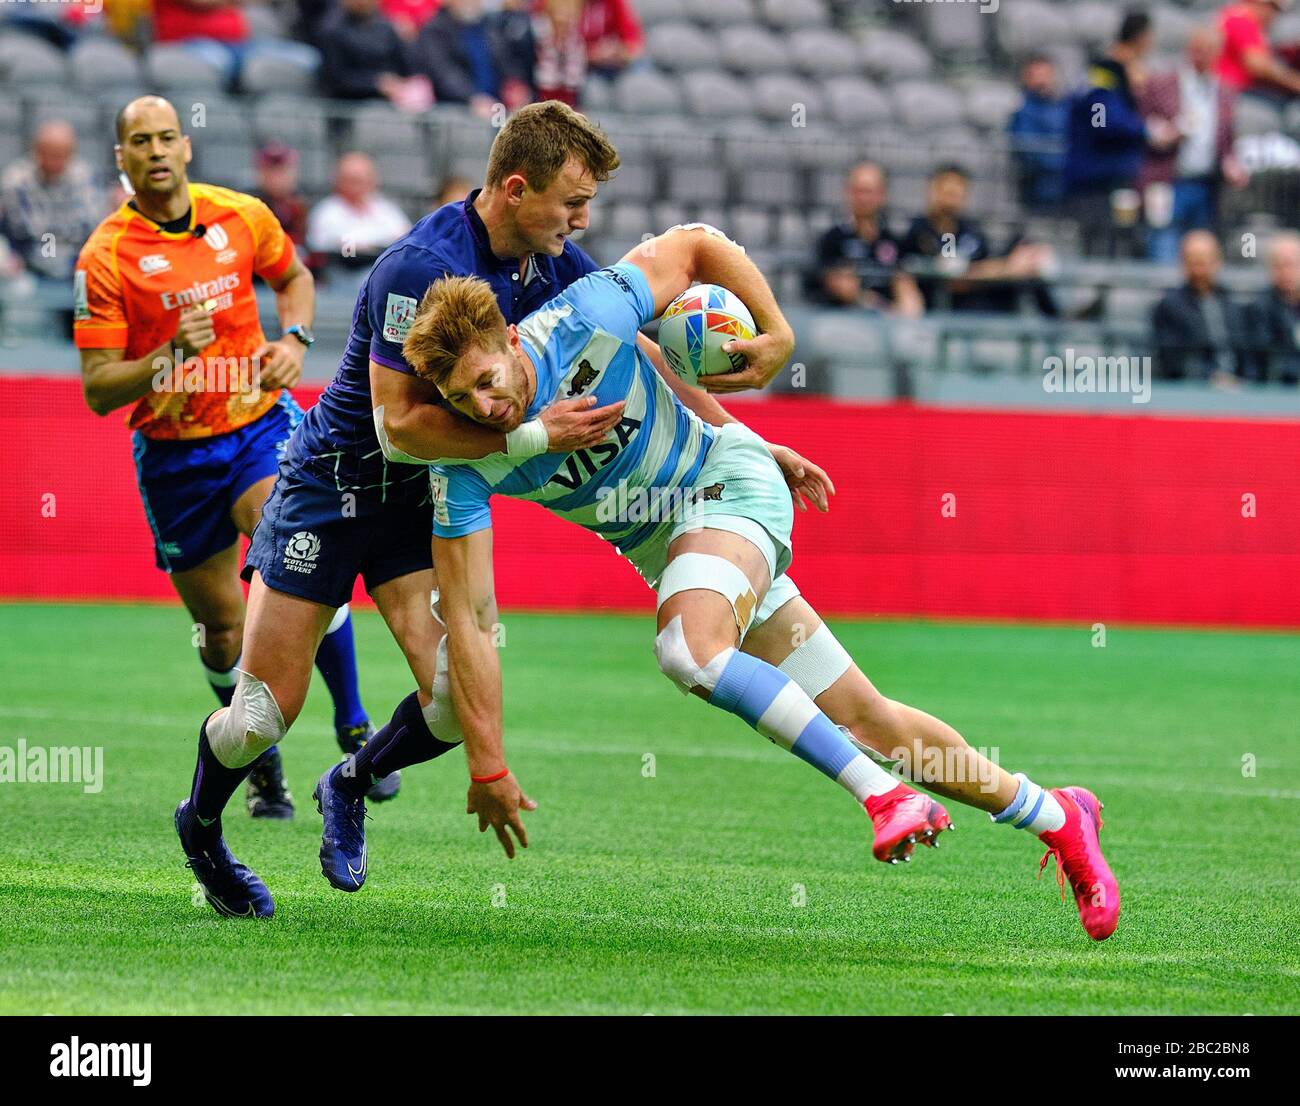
[708,650,897,801]
[991,772,1065,834]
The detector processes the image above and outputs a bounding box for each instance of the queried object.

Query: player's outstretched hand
[702,327,796,394]
[540,395,626,452]
[467,772,538,859]
[768,443,835,513]
[252,337,305,391]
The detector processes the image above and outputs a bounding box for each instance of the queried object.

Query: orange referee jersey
[74,182,296,440]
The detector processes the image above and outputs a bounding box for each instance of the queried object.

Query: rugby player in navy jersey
[174,102,833,916]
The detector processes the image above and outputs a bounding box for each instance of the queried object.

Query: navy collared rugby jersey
[286,189,598,499]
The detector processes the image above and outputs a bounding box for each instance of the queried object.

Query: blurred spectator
[317,0,430,106]
[0,233,26,285]
[3,2,89,49]
[1216,0,1300,99]
[154,0,247,44]
[1140,26,1248,263]
[534,0,587,106]
[307,152,412,268]
[153,0,319,90]
[295,0,334,44]
[254,143,308,247]
[410,0,534,116]
[108,0,153,44]
[1063,9,1158,257]
[1152,230,1256,382]
[0,121,105,282]
[1007,56,1068,211]
[900,164,1057,315]
[1252,232,1300,383]
[580,0,644,79]
[806,162,922,317]
[383,0,442,41]
[432,174,474,209]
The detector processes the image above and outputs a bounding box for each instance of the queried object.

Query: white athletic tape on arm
[505,418,547,458]
[777,623,852,701]
[207,672,287,769]
[422,634,463,743]
[372,404,435,465]
[656,552,759,637]
[665,222,744,252]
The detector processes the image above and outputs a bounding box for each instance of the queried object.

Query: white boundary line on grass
[2,705,1297,800]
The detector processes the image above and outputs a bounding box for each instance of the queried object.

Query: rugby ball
[657,284,756,386]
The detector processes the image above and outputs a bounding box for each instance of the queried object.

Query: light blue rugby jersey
[430,262,718,553]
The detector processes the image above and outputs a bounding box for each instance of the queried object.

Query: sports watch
[285,324,315,348]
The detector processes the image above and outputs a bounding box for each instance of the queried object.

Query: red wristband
[471,768,509,784]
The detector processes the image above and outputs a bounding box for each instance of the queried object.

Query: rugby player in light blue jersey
[375,224,1121,941]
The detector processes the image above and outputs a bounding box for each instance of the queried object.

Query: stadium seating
[857,28,933,82]
[0,32,66,86]
[69,36,145,92]
[0,0,1296,396]
[644,22,714,72]
[144,43,225,92]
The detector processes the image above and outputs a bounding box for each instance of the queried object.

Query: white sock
[201,655,239,689]
[837,753,903,802]
[991,773,1065,834]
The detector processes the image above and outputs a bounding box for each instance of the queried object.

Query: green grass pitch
[1,602,1297,1015]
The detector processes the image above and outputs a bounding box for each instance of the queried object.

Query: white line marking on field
[2,706,1296,800]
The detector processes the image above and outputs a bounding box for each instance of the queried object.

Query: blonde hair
[402,275,509,389]
[485,101,620,192]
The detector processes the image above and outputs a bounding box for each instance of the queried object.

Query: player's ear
[182,135,193,165]
[503,173,527,205]
[506,323,520,350]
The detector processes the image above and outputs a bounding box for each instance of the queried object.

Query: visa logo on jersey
[546,416,642,491]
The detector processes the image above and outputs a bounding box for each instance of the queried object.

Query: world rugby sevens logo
[285,531,320,563]
[200,224,230,251]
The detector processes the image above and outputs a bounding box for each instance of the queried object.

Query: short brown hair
[402,275,509,389]
[484,100,620,192]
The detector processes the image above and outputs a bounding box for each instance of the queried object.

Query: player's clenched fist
[466,772,537,859]
[174,304,216,360]
[252,337,305,391]
[541,394,626,452]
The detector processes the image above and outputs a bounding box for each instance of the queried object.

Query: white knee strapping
[657,552,760,638]
[654,614,735,695]
[430,589,444,626]
[324,604,349,635]
[207,672,287,769]
[777,624,852,701]
[421,634,463,743]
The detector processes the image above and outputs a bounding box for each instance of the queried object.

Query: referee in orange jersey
[74,96,381,822]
